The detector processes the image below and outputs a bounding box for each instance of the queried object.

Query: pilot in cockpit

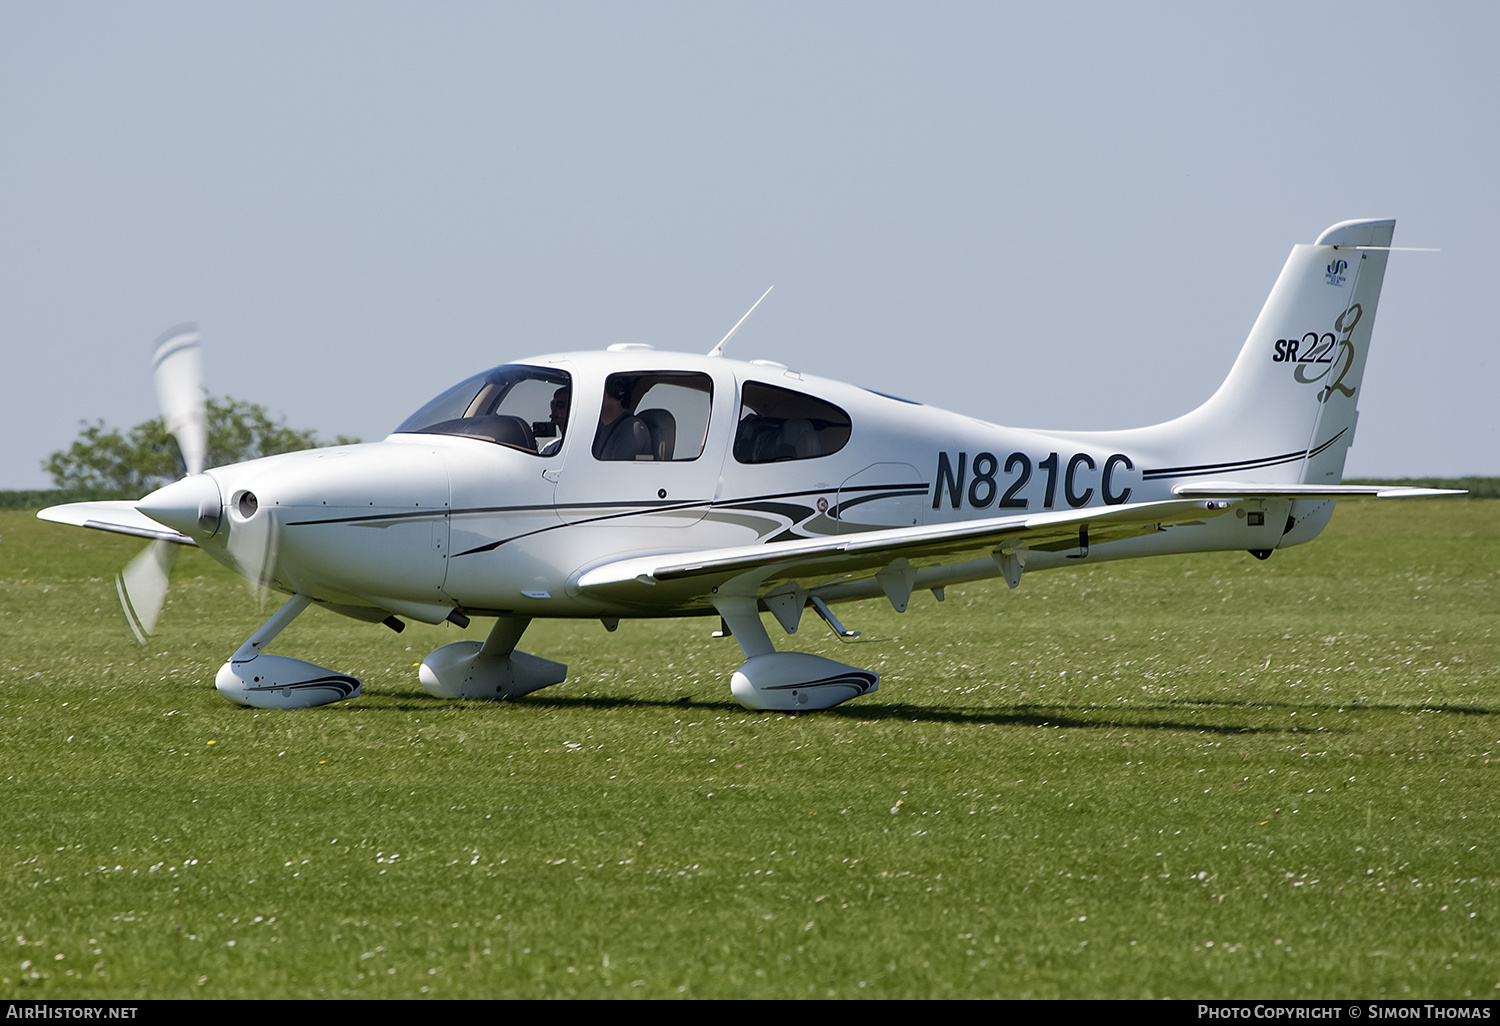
[539,386,571,456]
[592,377,652,461]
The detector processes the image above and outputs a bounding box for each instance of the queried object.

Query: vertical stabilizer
[1163,218,1394,486]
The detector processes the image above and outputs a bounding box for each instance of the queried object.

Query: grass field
[2,500,1496,999]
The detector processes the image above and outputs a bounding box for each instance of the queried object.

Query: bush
[43,398,358,495]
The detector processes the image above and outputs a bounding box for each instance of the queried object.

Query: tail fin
[1162,218,1395,486]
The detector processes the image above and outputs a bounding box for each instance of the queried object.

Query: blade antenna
[707,286,774,358]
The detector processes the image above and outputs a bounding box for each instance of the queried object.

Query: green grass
[2,501,1497,998]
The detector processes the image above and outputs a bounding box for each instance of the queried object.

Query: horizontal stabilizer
[1173,483,1464,500]
[37,501,197,545]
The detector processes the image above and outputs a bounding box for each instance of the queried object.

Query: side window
[592,371,714,462]
[733,381,851,463]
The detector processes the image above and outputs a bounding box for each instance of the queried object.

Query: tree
[45,398,359,494]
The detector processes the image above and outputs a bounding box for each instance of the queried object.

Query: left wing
[575,498,1233,611]
[37,500,196,545]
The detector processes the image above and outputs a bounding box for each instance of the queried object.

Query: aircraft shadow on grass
[343,691,1494,736]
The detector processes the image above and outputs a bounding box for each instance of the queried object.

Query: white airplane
[41,218,1457,713]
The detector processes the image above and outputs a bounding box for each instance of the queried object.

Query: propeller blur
[40,219,1460,712]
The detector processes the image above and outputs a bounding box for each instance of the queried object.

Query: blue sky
[4,2,1496,487]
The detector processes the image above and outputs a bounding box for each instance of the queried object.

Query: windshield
[395,365,572,455]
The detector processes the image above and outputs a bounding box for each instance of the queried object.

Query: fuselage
[161,347,1314,627]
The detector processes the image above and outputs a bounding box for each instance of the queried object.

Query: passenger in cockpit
[592,378,652,461]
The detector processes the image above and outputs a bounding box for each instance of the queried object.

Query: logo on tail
[1270,304,1362,403]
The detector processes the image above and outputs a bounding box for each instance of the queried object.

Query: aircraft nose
[136,474,224,539]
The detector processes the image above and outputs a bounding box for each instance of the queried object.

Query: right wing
[575,498,1233,611]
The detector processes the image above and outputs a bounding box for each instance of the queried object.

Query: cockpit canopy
[396,360,855,464]
[395,364,570,456]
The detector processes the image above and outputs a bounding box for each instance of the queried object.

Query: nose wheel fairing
[216,657,361,710]
[215,594,362,709]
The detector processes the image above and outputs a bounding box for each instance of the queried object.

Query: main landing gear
[712,594,878,712]
[419,615,567,700]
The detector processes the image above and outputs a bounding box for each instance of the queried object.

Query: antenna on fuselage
[707,286,774,358]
